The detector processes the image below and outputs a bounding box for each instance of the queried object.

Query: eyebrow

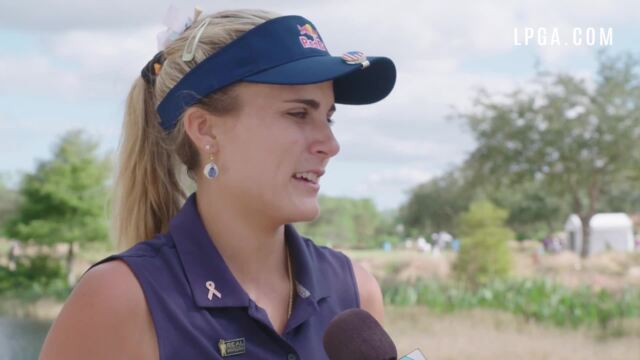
[284,98,336,113]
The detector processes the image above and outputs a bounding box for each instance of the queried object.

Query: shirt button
[287,354,297,360]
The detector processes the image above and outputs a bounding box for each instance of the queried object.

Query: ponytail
[111,77,186,250]
[110,9,279,250]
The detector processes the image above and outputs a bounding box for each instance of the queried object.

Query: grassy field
[3,239,640,359]
[8,238,640,293]
[343,245,640,292]
[385,305,640,360]
[350,246,640,360]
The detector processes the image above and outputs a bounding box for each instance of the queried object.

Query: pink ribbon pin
[206,281,222,300]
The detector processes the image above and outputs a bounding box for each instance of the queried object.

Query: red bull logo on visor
[297,24,327,51]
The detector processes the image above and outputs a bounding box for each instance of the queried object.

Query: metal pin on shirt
[206,281,222,300]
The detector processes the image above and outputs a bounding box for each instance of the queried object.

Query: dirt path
[385,306,640,360]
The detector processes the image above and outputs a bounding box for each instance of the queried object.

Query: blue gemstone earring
[203,144,219,180]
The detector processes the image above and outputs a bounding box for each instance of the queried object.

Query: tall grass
[382,278,640,331]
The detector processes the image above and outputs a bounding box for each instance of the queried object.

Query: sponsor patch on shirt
[218,338,246,357]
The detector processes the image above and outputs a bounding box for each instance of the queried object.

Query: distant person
[436,231,452,249]
[40,8,396,359]
[383,241,392,252]
[451,238,460,252]
[417,236,431,253]
[7,240,19,271]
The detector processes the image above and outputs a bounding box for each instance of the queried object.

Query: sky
[1,0,639,211]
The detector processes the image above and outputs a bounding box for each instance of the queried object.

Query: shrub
[453,201,514,287]
[0,255,69,301]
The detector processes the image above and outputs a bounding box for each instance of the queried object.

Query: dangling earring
[203,144,219,179]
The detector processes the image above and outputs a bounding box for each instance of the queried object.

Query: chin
[287,200,320,223]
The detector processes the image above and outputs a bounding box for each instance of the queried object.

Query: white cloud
[338,131,439,162]
[364,167,433,189]
[354,166,434,209]
[2,0,640,210]
[0,0,190,30]
[0,27,158,100]
[47,28,158,72]
[0,54,80,96]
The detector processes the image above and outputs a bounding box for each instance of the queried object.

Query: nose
[311,123,340,158]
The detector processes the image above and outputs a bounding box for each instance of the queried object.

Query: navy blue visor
[156,15,396,131]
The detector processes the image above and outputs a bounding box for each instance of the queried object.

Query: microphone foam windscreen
[323,308,397,360]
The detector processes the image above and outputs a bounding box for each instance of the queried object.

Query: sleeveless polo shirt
[88,192,360,359]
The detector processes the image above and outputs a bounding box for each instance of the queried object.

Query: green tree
[453,200,514,287]
[4,129,111,285]
[399,167,564,241]
[486,180,567,241]
[0,173,21,236]
[598,176,640,214]
[295,195,390,248]
[399,169,474,237]
[455,52,640,257]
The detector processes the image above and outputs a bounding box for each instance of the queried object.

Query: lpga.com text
[514,27,613,47]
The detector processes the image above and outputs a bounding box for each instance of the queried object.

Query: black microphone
[323,308,397,360]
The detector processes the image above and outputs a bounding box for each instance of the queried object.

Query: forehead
[234,81,335,106]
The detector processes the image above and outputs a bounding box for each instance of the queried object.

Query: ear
[182,107,220,153]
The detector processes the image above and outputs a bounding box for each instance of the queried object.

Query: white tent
[564,213,635,255]
[564,214,583,252]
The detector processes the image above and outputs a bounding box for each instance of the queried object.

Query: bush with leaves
[453,200,514,287]
[0,256,69,301]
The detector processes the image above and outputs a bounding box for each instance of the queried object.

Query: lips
[291,169,325,184]
[291,169,324,191]
[292,172,318,184]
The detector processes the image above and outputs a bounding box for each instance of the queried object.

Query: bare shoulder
[349,258,385,326]
[39,260,158,360]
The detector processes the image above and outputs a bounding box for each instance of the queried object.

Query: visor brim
[243,55,396,105]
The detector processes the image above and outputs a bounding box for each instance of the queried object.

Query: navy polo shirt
[89,192,360,359]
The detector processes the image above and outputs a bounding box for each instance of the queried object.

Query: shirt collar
[169,192,330,309]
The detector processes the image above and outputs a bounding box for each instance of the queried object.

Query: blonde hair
[111,9,280,250]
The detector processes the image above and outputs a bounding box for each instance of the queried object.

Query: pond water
[0,316,51,360]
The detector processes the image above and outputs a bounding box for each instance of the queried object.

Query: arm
[39,260,158,360]
[351,260,385,326]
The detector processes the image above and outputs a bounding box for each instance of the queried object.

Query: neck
[194,189,289,300]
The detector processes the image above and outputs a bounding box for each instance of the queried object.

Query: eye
[288,111,335,127]
[289,111,308,119]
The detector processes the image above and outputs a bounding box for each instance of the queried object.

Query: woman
[40,8,396,359]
